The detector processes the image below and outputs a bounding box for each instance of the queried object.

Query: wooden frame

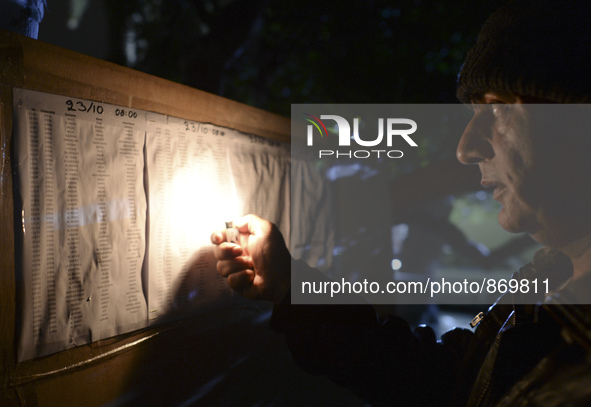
[0,30,290,406]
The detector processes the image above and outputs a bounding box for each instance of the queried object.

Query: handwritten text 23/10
[66,99,104,115]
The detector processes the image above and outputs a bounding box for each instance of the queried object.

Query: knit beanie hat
[457,0,591,104]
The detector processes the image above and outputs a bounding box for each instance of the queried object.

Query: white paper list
[14,89,148,360]
[13,88,291,361]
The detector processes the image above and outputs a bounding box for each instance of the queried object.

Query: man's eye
[489,103,507,117]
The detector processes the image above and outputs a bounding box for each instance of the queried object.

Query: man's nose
[456,111,495,165]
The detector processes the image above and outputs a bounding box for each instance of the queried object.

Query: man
[212,1,591,405]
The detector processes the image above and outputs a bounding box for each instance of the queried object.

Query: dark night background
[40,0,505,115]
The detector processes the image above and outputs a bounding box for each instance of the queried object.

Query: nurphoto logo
[304,113,418,159]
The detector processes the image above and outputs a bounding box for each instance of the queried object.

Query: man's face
[456,92,591,246]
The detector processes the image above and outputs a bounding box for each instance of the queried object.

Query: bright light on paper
[168,166,240,249]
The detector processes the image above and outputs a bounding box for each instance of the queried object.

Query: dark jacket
[272,248,591,406]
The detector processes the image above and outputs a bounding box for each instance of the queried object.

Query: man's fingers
[233,215,253,233]
[227,269,255,291]
[210,230,225,244]
[233,214,266,234]
[216,256,254,277]
[213,242,243,260]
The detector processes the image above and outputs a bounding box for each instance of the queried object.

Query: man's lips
[480,180,498,188]
[481,180,505,200]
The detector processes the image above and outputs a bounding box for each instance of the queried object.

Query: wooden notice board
[0,30,357,407]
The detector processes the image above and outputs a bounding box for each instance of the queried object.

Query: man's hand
[211,214,291,304]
